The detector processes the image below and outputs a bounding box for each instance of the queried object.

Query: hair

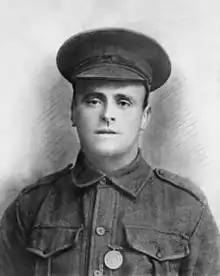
[71,79,149,111]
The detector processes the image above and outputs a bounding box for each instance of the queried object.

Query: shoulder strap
[154,168,207,205]
[20,163,73,196]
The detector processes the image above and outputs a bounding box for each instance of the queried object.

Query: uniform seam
[189,203,206,239]
[188,204,219,276]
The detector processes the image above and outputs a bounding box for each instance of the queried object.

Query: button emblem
[96,226,106,236]
[156,248,162,259]
[93,270,103,276]
[99,178,106,185]
[104,250,123,270]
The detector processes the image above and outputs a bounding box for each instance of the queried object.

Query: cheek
[76,109,99,127]
[121,112,143,130]
[76,109,99,136]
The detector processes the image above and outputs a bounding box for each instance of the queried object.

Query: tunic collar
[71,149,153,198]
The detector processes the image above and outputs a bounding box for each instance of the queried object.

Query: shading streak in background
[144,69,210,174]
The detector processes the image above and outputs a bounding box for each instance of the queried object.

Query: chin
[89,144,126,157]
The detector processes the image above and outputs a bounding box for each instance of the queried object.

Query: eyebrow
[82,91,104,100]
[114,93,136,103]
[83,91,136,101]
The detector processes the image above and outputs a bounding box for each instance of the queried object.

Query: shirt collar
[71,149,153,198]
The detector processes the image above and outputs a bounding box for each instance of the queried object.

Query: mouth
[95,129,118,134]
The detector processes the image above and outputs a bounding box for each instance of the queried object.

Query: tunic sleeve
[180,204,220,275]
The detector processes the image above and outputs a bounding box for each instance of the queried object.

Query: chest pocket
[122,223,189,275]
[26,226,83,276]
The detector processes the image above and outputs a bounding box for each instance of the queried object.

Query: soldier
[0,28,219,276]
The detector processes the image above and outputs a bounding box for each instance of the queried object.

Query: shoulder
[1,164,73,231]
[19,163,73,197]
[153,168,207,205]
[16,163,74,214]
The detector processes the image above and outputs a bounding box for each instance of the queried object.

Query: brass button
[104,250,123,270]
[93,270,103,276]
[99,178,106,185]
[96,226,106,236]
[156,249,162,259]
[159,169,164,175]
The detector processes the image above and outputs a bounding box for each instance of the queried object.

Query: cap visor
[74,63,144,81]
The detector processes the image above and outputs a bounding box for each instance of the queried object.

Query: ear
[141,105,151,131]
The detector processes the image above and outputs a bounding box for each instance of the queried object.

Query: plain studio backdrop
[0,0,220,226]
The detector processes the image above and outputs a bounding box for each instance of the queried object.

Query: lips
[96,129,117,134]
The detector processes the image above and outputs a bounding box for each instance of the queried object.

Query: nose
[102,115,115,126]
[101,100,116,124]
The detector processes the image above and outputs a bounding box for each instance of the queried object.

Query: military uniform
[0,28,219,275]
[0,150,219,275]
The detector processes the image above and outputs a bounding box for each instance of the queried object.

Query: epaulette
[154,168,207,205]
[20,163,73,196]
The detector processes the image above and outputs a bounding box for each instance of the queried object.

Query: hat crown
[56,28,171,92]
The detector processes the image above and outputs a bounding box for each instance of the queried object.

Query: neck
[83,146,139,174]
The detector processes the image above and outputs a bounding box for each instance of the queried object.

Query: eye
[85,98,102,106]
[118,100,132,108]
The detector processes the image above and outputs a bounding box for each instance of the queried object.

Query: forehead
[74,79,146,99]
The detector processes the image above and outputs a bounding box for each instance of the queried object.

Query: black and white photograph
[0,0,220,275]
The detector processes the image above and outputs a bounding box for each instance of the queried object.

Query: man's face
[72,79,150,157]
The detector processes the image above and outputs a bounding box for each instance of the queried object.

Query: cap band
[70,55,152,90]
